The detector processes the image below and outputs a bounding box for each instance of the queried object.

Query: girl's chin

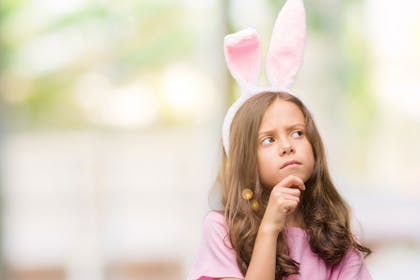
[263,173,310,188]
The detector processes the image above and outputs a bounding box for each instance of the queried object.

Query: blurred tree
[339,0,376,174]
[0,0,194,129]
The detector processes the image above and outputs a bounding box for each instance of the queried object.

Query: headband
[222,0,306,155]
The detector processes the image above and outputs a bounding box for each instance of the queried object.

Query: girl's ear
[224,28,261,90]
[265,0,306,90]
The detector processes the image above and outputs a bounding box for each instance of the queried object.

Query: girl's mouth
[281,160,301,169]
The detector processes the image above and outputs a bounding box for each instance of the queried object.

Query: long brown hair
[217,91,371,278]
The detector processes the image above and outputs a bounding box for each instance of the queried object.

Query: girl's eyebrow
[258,129,276,137]
[258,123,305,136]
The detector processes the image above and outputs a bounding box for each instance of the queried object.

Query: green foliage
[266,0,333,34]
[0,0,25,16]
[0,0,194,129]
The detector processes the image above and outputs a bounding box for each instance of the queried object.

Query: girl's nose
[278,139,294,156]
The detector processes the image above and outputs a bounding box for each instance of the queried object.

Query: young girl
[188,0,372,279]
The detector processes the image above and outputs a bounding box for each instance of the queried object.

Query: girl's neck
[285,210,304,228]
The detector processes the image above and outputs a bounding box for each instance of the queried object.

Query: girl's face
[257,99,315,189]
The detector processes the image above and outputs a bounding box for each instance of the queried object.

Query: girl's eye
[291,130,304,138]
[261,137,275,145]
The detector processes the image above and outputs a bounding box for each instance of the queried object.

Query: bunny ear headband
[222,0,306,155]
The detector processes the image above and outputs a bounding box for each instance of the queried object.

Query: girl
[188,0,372,279]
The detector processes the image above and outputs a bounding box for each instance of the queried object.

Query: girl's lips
[281,160,301,169]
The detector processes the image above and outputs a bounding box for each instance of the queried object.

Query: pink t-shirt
[188,211,372,280]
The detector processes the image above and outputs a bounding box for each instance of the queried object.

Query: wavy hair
[217,91,371,278]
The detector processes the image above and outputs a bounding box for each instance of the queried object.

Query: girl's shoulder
[188,210,244,280]
[206,210,224,220]
[203,210,226,229]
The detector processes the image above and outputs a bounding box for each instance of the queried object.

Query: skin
[257,98,314,232]
[219,99,315,280]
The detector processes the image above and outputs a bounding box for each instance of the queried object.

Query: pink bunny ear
[224,28,261,89]
[266,0,306,90]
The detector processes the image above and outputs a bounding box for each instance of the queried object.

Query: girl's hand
[259,175,305,235]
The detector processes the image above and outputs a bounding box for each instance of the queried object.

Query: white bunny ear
[266,0,306,90]
[224,28,261,90]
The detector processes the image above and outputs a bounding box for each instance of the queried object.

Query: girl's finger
[274,175,305,191]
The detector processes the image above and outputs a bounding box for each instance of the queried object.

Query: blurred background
[0,0,419,279]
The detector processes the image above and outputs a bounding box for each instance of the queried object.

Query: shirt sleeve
[330,247,373,280]
[187,211,245,280]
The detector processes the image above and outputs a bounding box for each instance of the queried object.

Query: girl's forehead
[261,99,305,126]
